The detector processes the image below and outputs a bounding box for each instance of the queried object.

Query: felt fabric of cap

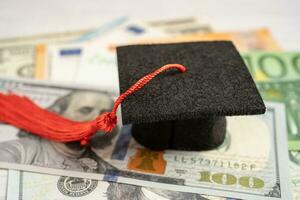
[116,41,265,151]
[117,41,265,125]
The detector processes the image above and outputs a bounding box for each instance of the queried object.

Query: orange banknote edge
[111,28,280,51]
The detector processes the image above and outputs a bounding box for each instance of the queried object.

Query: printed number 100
[199,171,264,189]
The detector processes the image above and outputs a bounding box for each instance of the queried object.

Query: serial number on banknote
[172,155,256,171]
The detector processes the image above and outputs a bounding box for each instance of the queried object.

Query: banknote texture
[0,78,292,199]
[130,28,280,51]
[0,29,90,47]
[242,51,300,150]
[147,17,213,35]
[6,169,212,200]
[0,45,36,78]
[0,169,7,200]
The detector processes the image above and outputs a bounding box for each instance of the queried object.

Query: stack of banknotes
[0,17,299,200]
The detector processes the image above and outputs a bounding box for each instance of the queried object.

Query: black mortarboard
[116,41,265,151]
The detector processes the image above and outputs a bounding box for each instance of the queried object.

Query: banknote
[33,19,130,80]
[75,20,167,90]
[241,51,300,82]
[29,20,168,84]
[6,170,223,200]
[256,81,300,151]
[84,19,168,48]
[76,46,119,93]
[0,29,91,47]
[0,30,88,79]
[47,44,83,82]
[290,151,300,199]
[147,17,213,35]
[0,78,292,199]
[0,169,7,200]
[76,28,279,92]
[0,18,126,79]
[130,28,280,51]
[0,45,36,78]
[75,17,128,42]
[242,51,300,150]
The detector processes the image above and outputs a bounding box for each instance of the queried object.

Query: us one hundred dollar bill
[0,78,292,200]
[0,169,7,200]
[6,169,229,200]
[241,51,300,150]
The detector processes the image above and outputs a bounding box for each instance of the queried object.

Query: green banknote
[241,51,300,150]
[242,51,300,82]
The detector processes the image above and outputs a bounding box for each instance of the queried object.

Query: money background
[1,13,299,198]
[0,78,292,200]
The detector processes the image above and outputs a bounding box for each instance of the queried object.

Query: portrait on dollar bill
[0,90,118,172]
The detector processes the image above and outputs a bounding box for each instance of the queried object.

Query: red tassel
[0,64,186,145]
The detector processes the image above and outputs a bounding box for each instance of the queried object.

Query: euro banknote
[75,19,168,90]
[147,17,213,35]
[241,51,300,150]
[0,78,292,200]
[128,28,280,51]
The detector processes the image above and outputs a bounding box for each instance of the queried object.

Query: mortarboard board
[116,41,266,151]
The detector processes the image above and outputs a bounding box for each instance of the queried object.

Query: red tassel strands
[0,64,186,145]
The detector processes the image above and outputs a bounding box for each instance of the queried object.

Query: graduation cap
[116,41,266,151]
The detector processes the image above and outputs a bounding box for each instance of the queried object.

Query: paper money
[0,29,91,47]
[75,17,128,42]
[242,51,300,82]
[47,44,83,82]
[75,20,167,90]
[76,47,119,93]
[0,29,89,79]
[0,169,7,200]
[6,170,216,200]
[147,17,213,35]
[0,19,125,80]
[290,151,300,199]
[242,51,300,150]
[84,20,168,48]
[256,81,300,151]
[241,51,300,198]
[34,20,128,81]
[75,28,279,93]
[131,28,280,51]
[0,78,292,199]
[0,45,36,78]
